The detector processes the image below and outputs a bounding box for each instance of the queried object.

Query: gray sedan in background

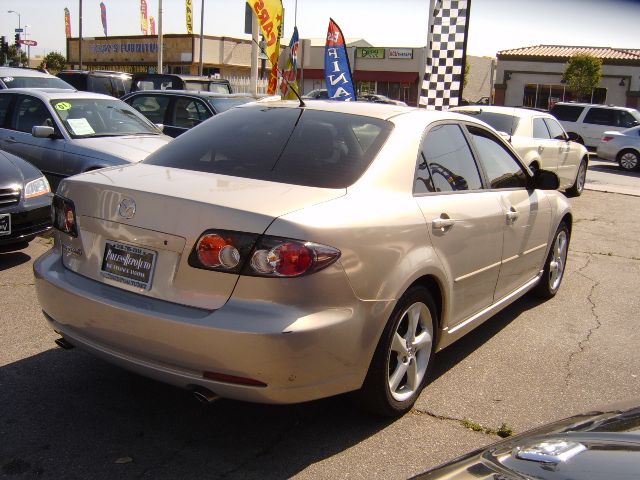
[596,125,640,171]
[0,89,172,190]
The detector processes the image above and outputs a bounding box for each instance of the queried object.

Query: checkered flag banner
[420,0,471,110]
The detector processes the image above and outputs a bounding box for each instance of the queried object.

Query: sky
[0,0,639,59]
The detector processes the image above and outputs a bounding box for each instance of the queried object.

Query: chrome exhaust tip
[55,337,74,350]
[192,387,219,404]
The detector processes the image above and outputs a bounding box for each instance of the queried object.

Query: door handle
[5,137,16,144]
[506,207,519,224]
[537,145,544,154]
[432,217,455,230]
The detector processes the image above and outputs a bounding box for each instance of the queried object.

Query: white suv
[549,103,640,148]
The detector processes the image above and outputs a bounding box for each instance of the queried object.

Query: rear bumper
[595,143,618,162]
[34,248,392,404]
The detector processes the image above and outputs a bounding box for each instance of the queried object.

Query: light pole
[23,25,30,66]
[7,10,20,47]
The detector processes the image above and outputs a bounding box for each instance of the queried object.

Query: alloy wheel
[576,162,586,193]
[387,301,433,402]
[620,152,639,171]
[549,230,568,291]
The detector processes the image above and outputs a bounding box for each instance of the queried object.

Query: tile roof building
[494,45,640,109]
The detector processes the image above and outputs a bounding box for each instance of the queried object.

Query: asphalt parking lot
[1,167,639,479]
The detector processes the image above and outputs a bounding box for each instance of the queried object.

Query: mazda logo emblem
[118,198,136,219]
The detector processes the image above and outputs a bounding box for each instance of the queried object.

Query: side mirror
[533,169,560,190]
[155,123,164,132]
[32,126,56,138]
[566,132,580,142]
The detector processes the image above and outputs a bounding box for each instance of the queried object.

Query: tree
[0,44,27,67]
[38,52,67,73]
[463,62,470,88]
[564,54,602,102]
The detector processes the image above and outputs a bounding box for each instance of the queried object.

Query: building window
[523,84,607,110]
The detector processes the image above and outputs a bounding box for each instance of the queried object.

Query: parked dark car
[56,70,132,98]
[359,93,407,106]
[130,73,232,94]
[301,88,329,99]
[0,67,74,90]
[122,90,261,137]
[0,149,52,247]
[412,400,640,480]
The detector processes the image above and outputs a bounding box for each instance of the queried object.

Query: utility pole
[250,10,258,94]
[79,0,83,69]
[157,0,163,73]
[198,0,204,76]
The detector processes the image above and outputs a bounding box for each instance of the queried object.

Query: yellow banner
[140,0,148,35]
[249,0,283,94]
[186,0,193,34]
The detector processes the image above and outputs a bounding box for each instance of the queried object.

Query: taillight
[601,136,614,142]
[52,195,78,237]
[189,229,341,278]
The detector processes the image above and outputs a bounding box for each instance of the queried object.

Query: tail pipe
[192,386,220,404]
[55,337,74,350]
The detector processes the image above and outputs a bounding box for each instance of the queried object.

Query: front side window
[544,118,567,140]
[532,118,551,139]
[144,107,393,189]
[617,111,640,128]
[467,125,528,189]
[550,105,584,122]
[583,107,616,126]
[50,98,161,138]
[128,95,170,124]
[0,95,12,127]
[88,76,115,96]
[173,98,212,128]
[14,96,54,133]
[415,124,482,194]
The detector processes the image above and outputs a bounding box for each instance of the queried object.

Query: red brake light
[52,195,77,237]
[601,136,614,142]
[197,234,240,269]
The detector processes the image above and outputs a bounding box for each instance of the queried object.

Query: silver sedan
[596,126,640,171]
[34,101,571,416]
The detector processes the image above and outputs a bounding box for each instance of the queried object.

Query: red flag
[140,0,149,35]
[64,8,71,38]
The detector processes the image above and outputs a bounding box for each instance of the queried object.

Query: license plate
[0,214,10,236]
[101,241,157,290]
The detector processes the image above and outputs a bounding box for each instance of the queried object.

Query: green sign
[356,48,385,59]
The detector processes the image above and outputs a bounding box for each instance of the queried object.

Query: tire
[354,285,436,416]
[534,222,570,299]
[566,158,587,197]
[618,150,640,172]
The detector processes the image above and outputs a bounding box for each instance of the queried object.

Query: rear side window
[0,95,12,126]
[467,126,528,189]
[415,124,482,193]
[544,118,567,140]
[127,95,170,124]
[583,107,616,126]
[144,107,393,188]
[57,74,87,90]
[88,76,115,96]
[550,104,584,122]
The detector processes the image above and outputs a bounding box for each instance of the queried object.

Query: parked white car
[452,106,589,196]
[596,125,640,171]
[549,102,640,148]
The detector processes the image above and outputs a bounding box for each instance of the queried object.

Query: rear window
[143,106,393,188]
[57,74,88,90]
[1,75,74,89]
[549,104,584,122]
[457,111,519,135]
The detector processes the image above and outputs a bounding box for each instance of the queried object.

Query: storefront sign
[89,42,158,54]
[388,48,413,59]
[356,47,385,59]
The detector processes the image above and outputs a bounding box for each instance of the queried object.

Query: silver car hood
[66,135,172,163]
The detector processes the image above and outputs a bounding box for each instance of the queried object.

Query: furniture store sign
[89,42,158,54]
[388,48,413,59]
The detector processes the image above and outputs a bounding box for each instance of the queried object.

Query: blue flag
[324,18,356,101]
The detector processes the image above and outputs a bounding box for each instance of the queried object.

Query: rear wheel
[534,222,569,299]
[566,158,587,197]
[354,286,436,416]
[618,150,640,171]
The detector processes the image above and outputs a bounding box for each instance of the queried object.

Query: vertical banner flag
[186,0,193,34]
[64,7,71,38]
[140,0,149,35]
[324,19,356,101]
[100,2,108,37]
[150,16,156,35]
[249,0,284,95]
[280,26,300,99]
[420,0,471,109]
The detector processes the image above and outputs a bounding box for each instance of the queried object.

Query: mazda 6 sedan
[34,100,572,416]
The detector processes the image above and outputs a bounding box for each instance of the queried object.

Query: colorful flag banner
[419,0,471,109]
[64,7,71,38]
[140,0,149,35]
[100,2,108,37]
[186,0,193,34]
[150,16,156,35]
[248,0,283,94]
[280,26,300,99]
[324,18,356,101]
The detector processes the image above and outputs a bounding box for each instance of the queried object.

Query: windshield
[50,98,161,138]
[2,75,74,89]
[144,106,393,188]
[458,111,520,135]
[207,97,256,113]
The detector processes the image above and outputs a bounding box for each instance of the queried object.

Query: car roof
[453,105,554,119]
[0,88,122,100]
[553,102,635,111]
[123,90,258,99]
[0,67,58,78]
[58,70,132,77]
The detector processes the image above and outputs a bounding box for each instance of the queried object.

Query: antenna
[252,38,305,108]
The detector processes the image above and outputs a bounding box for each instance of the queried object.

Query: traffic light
[0,36,7,56]
[14,33,20,46]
